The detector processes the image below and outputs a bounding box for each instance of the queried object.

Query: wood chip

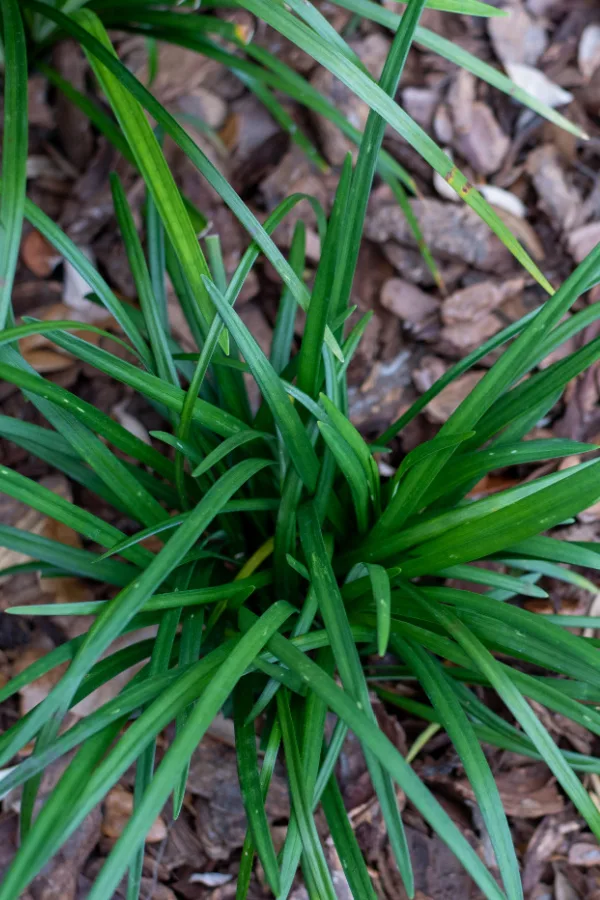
[21,230,62,277]
[505,63,573,108]
[102,786,167,842]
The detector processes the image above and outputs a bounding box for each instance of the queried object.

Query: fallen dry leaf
[457,763,565,818]
[12,647,68,717]
[505,63,573,108]
[63,252,109,322]
[569,840,600,867]
[442,277,525,326]
[568,222,600,264]
[527,145,581,232]
[365,196,513,272]
[488,2,547,67]
[21,230,62,277]
[379,279,439,322]
[423,371,485,424]
[579,24,600,81]
[478,184,527,219]
[112,398,151,445]
[493,206,545,261]
[102,786,167,843]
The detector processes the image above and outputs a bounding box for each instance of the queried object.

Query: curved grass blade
[72,604,295,900]
[318,423,370,533]
[23,0,341,348]
[297,155,353,400]
[328,0,428,335]
[276,690,337,900]
[391,634,522,900]
[18,195,151,365]
[0,525,138,587]
[436,564,548,599]
[0,459,273,767]
[241,610,507,900]
[32,330,248,438]
[298,503,414,896]
[192,431,274,478]
[400,459,600,577]
[237,718,282,899]
[205,278,321,491]
[233,686,281,895]
[76,10,217,339]
[0,0,27,328]
[237,0,554,294]
[110,174,179,385]
[332,0,586,138]
[377,242,600,533]
[422,438,598,506]
[403,582,600,841]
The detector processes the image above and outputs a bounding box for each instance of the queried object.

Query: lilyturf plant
[0,1,600,898]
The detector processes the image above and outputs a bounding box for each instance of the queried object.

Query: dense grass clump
[1,1,600,898]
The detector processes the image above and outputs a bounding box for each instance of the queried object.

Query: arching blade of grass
[298,503,414,897]
[391,0,506,13]
[235,0,554,294]
[434,564,547,599]
[320,775,379,900]
[64,604,295,900]
[404,583,600,841]
[276,689,338,900]
[331,0,586,138]
[0,465,154,566]
[205,278,321,492]
[400,459,600,577]
[192,431,274,478]
[15,193,151,364]
[377,242,600,534]
[0,525,138,587]
[233,686,281,896]
[23,0,340,357]
[297,154,353,400]
[0,459,273,767]
[236,718,282,900]
[29,330,249,438]
[391,635,522,900]
[328,0,428,339]
[421,438,598,506]
[271,221,305,376]
[0,641,236,900]
[0,0,27,328]
[318,423,370,533]
[241,610,507,900]
[110,174,179,386]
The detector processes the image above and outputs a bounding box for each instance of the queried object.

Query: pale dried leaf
[579,24,600,81]
[102,785,167,842]
[505,63,573,108]
[21,230,62,277]
[478,184,527,219]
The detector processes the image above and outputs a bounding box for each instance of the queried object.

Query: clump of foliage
[1,1,600,899]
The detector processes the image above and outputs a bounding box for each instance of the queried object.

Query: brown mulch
[2,0,600,897]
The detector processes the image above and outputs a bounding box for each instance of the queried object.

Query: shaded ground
[2,0,600,897]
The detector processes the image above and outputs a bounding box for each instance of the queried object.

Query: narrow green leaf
[391,634,522,900]
[277,690,337,900]
[0,0,27,328]
[205,278,321,491]
[242,610,506,900]
[318,423,370,533]
[76,10,217,337]
[192,431,273,478]
[233,686,281,895]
